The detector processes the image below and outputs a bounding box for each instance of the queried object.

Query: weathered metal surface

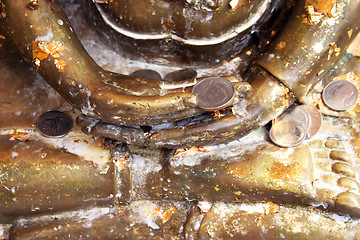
[0,0,360,239]
[0,131,116,223]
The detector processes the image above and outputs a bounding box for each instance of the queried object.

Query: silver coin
[270,120,306,148]
[322,80,358,111]
[299,105,322,137]
[275,106,311,134]
[37,110,73,137]
[191,77,235,111]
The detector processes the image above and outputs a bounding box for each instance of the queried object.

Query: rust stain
[153,207,161,216]
[8,130,31,141]
[159,206,176,224]
[230,162,253,177]
[327,43,341,60]
[0,1,6,18]
[163,18,174,31]
[303,0,336,24]
[276,41,287,50]
[54,59,66,72]
[33,41,67,72]
[173,146,209,160]
[35,162,41,170]
[33,41,66,60]
[306,0,336,14]
[269,161,301,182]
[213,110,221,119]
[266,201,280,214]
[354,138,360,158]
[152,206,176,224]
[116,157,127,171]
[28,0,40,10]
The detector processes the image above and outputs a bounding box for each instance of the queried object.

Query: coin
[163,68,197,83]
[130,69,162,81]
[269,120,306,148]
[37,110,73,137]
[299,105,322,137]
[322,80,358,111]
[191,77,235,111]
[274,105,311,134]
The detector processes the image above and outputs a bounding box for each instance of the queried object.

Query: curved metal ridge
[95,0,271,46]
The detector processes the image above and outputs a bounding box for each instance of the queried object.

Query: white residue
[197,201,212,213]
[130,150,163,186]
[0,225,11,240]
[212,202,275,216]
[160,78,197,90]
[130,201,160,229]
[330,212,353,223]
[309,201,328,209]
[36,131,111,170]
[80,89,96,116]
[17,207,111,227]
[11,151,18,158]
[265,147,295,160]
[35,31,54,42]
[170,127,268,168]
[310,116,352,141]
[14,110,21,116]
[313,42,324,54]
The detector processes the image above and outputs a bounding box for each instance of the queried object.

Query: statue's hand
[2,0,360,148]
[77,69,294,148]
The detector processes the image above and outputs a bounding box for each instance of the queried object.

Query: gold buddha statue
[0,0,360,238]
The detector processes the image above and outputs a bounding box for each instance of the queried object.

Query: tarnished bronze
[95,0,271,44]
[8,201,193,239]
[1,44,360,238]
[130,69,162,81]
[0,1,360,237]
[148,67,295,148]
[1,0,359,148]
[80,0,360,148]
[0,134,116,223]
[8,200,360,239]
[163,68,197,83]
[0,0,203,126]
[257,0,360,101]
[86,0,285,65]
